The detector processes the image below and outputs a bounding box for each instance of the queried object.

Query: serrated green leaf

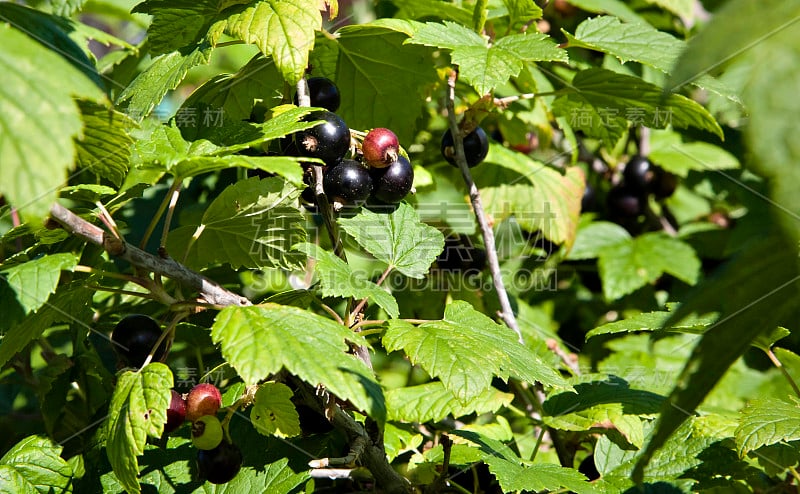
[564,0,643,23]
[752,327,792,352]
[386,382,513,423]
[295,243,399,318]
[130,0,223,55]
[598,232,700,300]
[552,68,724,148]
[338,202,444,279]
[251,382,301,438]
[0,435,73,494]
[105,364,173,494]
[225,0,321,85]
[390,0,472,24]
[736,398,800,457]
[0,24,105,223]
[503,0,543,28]
[564,16,738,102]
[586,308,718,339]
[407,21,566,94]
[75,101,135,186]
[1,253,77,315]
[648,135,740,178]
[383,301,571,403]
[485,457,597,494]
[211,304,385,421]
[567,221,631,261]
[166,177,307,270]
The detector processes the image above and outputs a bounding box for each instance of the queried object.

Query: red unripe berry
[362,128,399,168]
[164,389,187,434]
[186,383,222,422]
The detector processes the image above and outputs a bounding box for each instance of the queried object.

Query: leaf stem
[139,178,180,250]
[349,265,393,322]
[159,180,183,254]
[766,347,800,399]
[139,312,185,371]
[472,0,488,33]
[444,71,523,343]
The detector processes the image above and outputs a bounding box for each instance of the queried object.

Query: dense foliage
[1,0,799,492]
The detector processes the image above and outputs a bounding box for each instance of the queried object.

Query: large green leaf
[0,253,77,315]
[75,101,136,186]
[338,202,444,279]
[736,397,800,456]
[566,221,631,261]
[295,243,399,318]
[407,21,567,95]
[0,435,73,494]
[648,134,741,178]
[385,382,513,423]
[211,304,385,421]
[0,25,105,223]
[484,458,597,494]
[105,364,173,494]
[383,301,571,403]
[131,0,224,55]
[166,177,307,270]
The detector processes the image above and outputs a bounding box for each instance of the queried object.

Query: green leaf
[117,46,212,121]
[649,140,740,178]
[563,0,643,23]
[105,364,173,494]
[166,177,307,270]
[251,382,301,438]
[224,0,322,85]
[295,243,399,318]
[476,145,585,249]
[564,16,738,102]
[0,24,105,223]
[407,21,566,94]
[338,202,444,279]
[503,0,543,28]
[386,382,513,423]
[598,232,700,300]
[211,304,385,421]
[389,0,472,25]
[383,301,571,403]
[75,101,136,187]
[1,253,77,315]
[566,221,631,261]
[130,0,224,55]
[736,398,800,456]
[552,68,723,148]
[484,457,597,494]
[586,308,718,339]
[0,435,73,494]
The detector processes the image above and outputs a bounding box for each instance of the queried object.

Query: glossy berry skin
[606,185,644,218]
[197,440,242,484]
[441,126,489,168]
[111,314,167,368]
[370,156,414,204]
[186,383,222,422]
[164,390,187,434]
[191,415,224,450]
[294,77,340,112]
[362,128,399,168]
[295,111,350,166]
[623,155,657,192]
[323,159,373,202]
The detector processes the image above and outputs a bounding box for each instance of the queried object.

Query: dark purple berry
[295,77,340,112]
[197,440,242,484]
[323,159,373,202]
[111,315,167,368]
[295,111,350,166]
[370,156,413,204]
[606,185,644,218]
[441,126,489,168]
[623,155,657,192]
[164,390,187,435]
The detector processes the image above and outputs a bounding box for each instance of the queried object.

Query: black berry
[653,168,678,199]
[295,77,340,112]
[581,184,597,212]
[362,128,399,168]
[295,111,350,166]
[623,155,657,192]
[164,390,187,435]
[197,440,243,484]
[186,383,222,423]
[323,159,373,202]
[441,126,489,168]
[111,314,167,368]
[370,156,414,204]
[606,185,644,218]
[437,237,486,272]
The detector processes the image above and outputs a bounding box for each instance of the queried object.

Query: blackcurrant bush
[294,77,340,112]
[186,383,222,422]
[111,314,167,368]
[164,389,187,435]
[370,156,413,204]
[441,126,489,168]
[362,128,399,168]
[323,159,373,202]
[197,440,242,484]
[191,415,224,450]
[295,111,350,166]
[606,185,644,218]
[622,155,657,192]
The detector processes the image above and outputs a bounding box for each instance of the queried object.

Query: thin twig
[766,347,800,399]
[444,71,523,343]
[140,178,180,249]
[159,181,182,255]
[349,265,393,322]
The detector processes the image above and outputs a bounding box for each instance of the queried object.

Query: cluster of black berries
[605,155,677,223]
[291,77,414,208]
[111,316,242,484]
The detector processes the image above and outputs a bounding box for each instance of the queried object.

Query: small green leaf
[586,308,718,339]
[131,0,223,55]
[485,457,597,494]
[383,301,571,403]
[105,364,173,494]
[295,243,399,318]
[598,232,700,300]
[166,177,307,270]
[338,202,444,279]
[386,382,513,423]
[566,221,631,261]
[211,304,385,421]
[0,435,73,494]
[736,398,800,456]
[563,0,642,23]
[1,253,78,315]
[251,382,301,438]
[649,139,740,178]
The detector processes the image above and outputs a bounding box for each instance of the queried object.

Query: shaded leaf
[251,382,301,438]
[386,382,513,423]
[0,435,73,494]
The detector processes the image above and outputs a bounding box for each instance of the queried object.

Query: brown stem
[766,347,800,399]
